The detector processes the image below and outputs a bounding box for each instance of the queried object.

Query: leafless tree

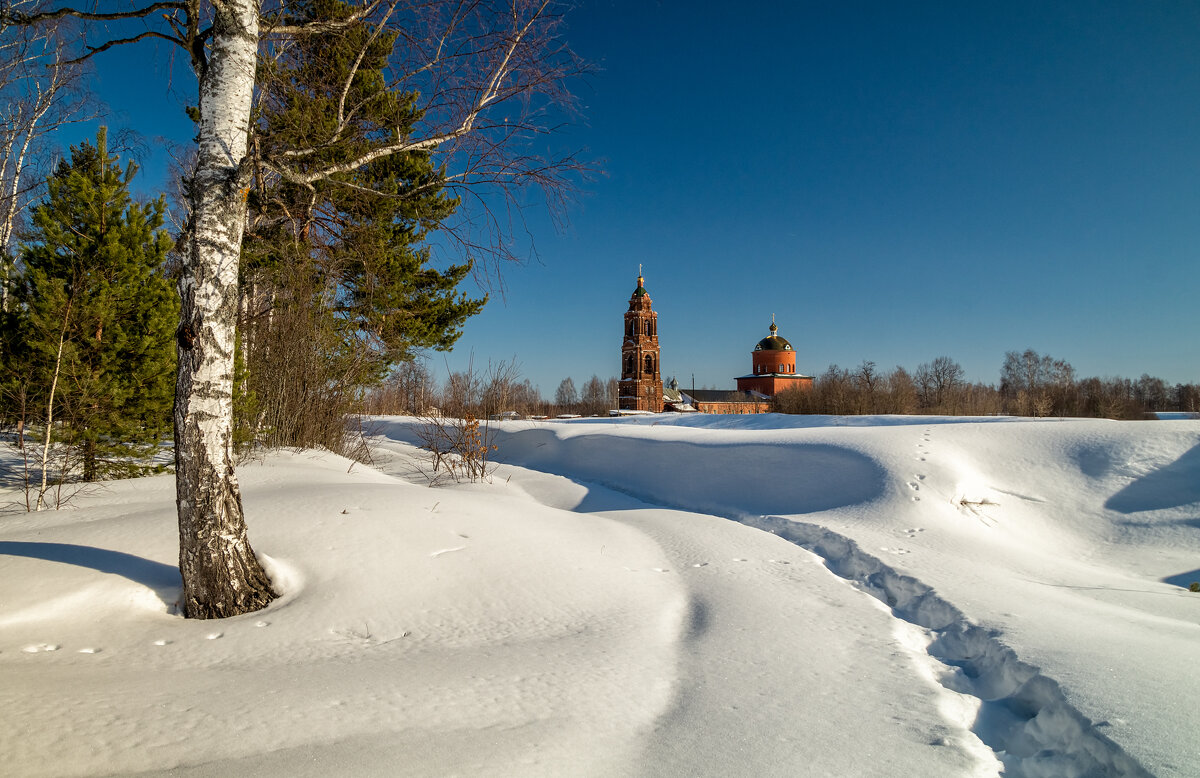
[819,364,852,415]
[0,6,93,310]
[553,375,577,410]
[441,367,481,419]
[363,358,437,415]
[852,360,878,414]
[478,358,522,417]
[1000,349,1076,416]
[885,366,918,414]
[579,374,607,415]
[5,0,586,618]
[915,356,964,412]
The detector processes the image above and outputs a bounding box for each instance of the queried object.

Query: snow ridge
[746,515,1151,778]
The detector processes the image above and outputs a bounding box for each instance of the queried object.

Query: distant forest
[773,351,1199,419]
[364,349,1199,420]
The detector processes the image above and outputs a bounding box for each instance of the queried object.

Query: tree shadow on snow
[1105,442,1200,513]
[0,541,180,601]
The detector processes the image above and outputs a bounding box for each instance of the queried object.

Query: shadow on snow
[1105,442,1200,514]
[0,541,179,601]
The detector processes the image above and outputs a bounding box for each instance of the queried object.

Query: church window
[644,354,654,374]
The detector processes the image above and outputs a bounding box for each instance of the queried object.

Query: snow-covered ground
[1,414,1197,776]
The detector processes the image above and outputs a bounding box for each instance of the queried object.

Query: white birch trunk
[175,0,275,618]
[0,60,59,312]
[35,295,70,512]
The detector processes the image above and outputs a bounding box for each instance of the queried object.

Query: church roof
[754,335,793,351]
[753,319,792,351]
[735,372,812,380]
[684,389,765,404]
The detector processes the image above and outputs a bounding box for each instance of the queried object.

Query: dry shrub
[412,413,497,484]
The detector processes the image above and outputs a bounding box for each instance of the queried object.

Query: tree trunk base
[176,422,277,619]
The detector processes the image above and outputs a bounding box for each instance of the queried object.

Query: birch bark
[175,0,275,618]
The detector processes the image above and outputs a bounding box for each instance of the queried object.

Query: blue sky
[89,1,1200,397]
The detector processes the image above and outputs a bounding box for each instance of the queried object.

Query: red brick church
[735,317,814,396]
[617,272,811,414]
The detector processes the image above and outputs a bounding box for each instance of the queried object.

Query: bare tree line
[774,351,1199,419]
[362,363,619,419]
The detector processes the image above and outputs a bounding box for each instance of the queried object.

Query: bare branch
[62,30,185,65]
[1,2,186,25]
[270,0,557,184]
[263,0,384,36]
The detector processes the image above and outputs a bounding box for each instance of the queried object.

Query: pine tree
[11,128,176,482]
[236,0,486,449]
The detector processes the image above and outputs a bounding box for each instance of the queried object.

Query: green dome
[755,335,793,351]
[753,319,792,351]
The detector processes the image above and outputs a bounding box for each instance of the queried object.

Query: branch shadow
[0,541,180,601]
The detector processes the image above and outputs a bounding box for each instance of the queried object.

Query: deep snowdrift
[1,414,1197,776]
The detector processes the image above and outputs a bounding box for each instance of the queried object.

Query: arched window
[644,354,654,374]
[625,354,634,376]
[626,320,632,337]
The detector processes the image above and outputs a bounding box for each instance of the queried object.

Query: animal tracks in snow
[20,643,104,655]
[914,429,933,462]
[16,620,277,657]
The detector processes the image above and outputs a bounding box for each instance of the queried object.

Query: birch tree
[0,5,91,312]
[5,1,583,618]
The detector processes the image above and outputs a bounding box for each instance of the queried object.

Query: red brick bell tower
[619,269,663,412]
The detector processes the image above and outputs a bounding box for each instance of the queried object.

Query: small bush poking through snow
[412,414,498,484]
[1189,582,1199,593]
